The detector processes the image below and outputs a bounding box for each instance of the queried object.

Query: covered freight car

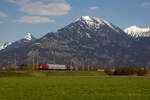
[38,64,68,70]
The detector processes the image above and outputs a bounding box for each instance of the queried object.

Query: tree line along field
[0,72,150,100]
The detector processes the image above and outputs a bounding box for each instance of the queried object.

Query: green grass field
[0,72,150,100]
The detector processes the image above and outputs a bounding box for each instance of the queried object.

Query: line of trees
[104,67,149,76]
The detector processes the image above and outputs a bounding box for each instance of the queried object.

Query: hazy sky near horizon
[0,0,150,45]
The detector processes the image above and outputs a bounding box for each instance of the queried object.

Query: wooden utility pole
[14,52,17,71]
[36,50,39,71]
[7,56,9,68]
[36,54,38,69]
[32,49,35,72]
[87,59,90,71]
[53,50,56,64]
[7,56,10,71]
[82,58,85,71]
[70,60,73,71]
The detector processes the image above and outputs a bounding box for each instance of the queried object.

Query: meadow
[0,72,150,100]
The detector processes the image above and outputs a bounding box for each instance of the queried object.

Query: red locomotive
[38,64,48,70]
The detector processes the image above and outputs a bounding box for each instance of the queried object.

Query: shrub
[114,67,136,75]
[104,67,114,75]
[136,68,148,76]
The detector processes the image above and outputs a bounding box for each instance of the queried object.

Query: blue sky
[0,0,150,45]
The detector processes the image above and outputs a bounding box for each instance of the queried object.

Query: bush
[136,68,148,76]
[114,67,136,75]
[104,67,114,75]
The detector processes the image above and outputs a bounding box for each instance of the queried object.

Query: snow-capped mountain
[28,16,130,66]
[124,25,150,38]
[75,16,120,32]
[1,16,150,67]
[0,33,36,51]
[59,16,127,40]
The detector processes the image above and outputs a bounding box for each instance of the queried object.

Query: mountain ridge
[124,25,150,38]
[0,16,150,67]
[0,33,36,51]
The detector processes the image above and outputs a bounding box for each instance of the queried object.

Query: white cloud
[89,6,99,10]
[8,0,71,16]
[13,16,55,23]
[141,2,150,8]
[0,11,7,17]
[8,0,15,3]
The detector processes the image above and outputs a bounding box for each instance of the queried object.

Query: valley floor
[0,72,150,100]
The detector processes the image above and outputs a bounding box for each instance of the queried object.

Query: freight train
[38,64,72,70]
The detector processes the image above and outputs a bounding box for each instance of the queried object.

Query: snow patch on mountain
[75,16,119,32]
[124,25,150,38]
[0,42,12,51]
[24,33,34,40]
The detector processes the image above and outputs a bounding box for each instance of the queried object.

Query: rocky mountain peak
[74,16,120,32]
[24,33,35,41]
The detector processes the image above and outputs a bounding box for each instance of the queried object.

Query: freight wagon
[38,64,71,70]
